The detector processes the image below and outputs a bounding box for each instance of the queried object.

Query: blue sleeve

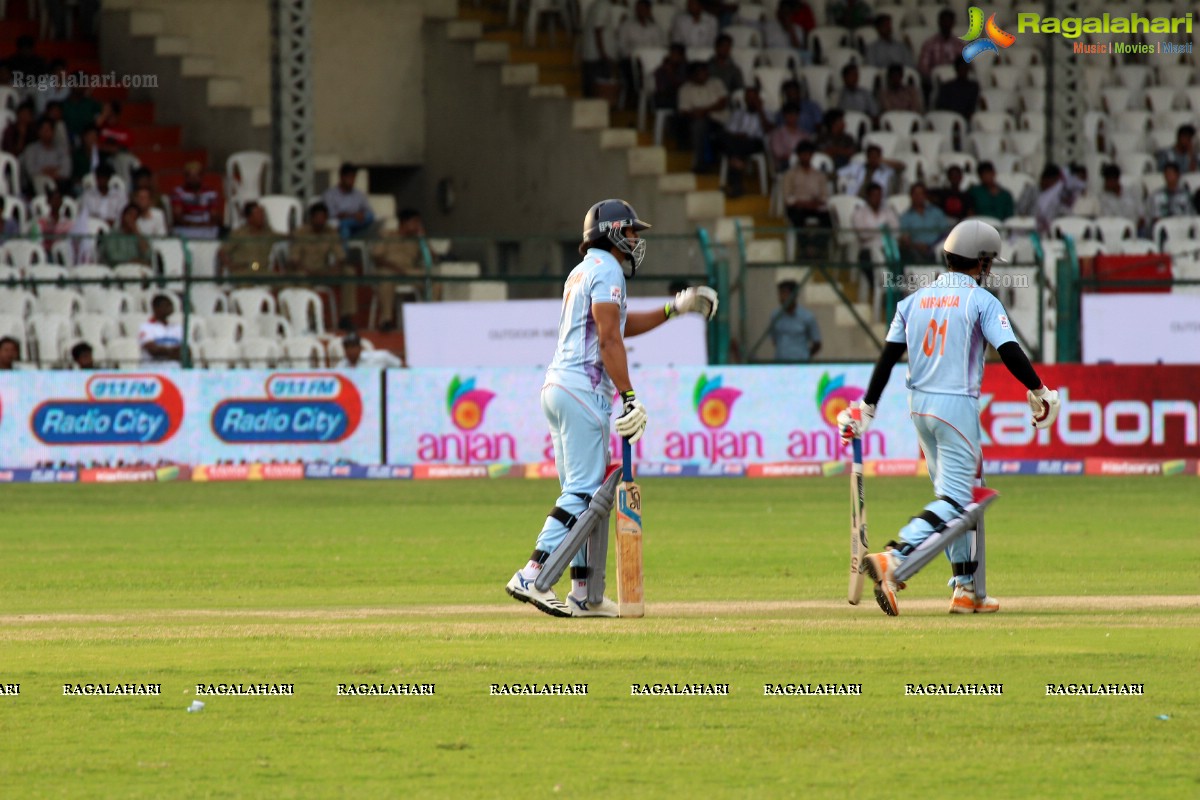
[978,291,1017,349]
[589,262,625,306]
[806,309,821,342]
[885,296,909,344]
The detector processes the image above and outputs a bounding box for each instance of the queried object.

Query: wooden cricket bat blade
[615,479,644,618]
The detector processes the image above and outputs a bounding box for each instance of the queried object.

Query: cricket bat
[615,438,644,618]
[848,435,868,605]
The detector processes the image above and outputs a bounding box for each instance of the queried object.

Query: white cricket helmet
[943,218,1007,264]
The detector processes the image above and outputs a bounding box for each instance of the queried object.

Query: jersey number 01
[922,318,948,357]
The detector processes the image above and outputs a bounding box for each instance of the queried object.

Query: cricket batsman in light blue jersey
[838,220,1063,616]
[506,199,718,617]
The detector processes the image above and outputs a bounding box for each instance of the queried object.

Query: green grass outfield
[1,477,1197,799]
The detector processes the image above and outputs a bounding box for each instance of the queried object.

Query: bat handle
[851,437,863,465]
[622,438,633,482]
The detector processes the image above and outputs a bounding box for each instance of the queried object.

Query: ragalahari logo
[693,373,742,429]
[447,375,495,431]
[816,372,864,428]
[961,7,1016,62]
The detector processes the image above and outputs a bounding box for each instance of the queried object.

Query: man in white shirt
[581,0,627,100]
[669,0,717,48]
[851,183,900,265]
[132,186,168,238]
[80,163,125,226]
[322,163,376,240]
[837,144,903,197]
[336,333,403,368]
[1098,164,1142,231]
[677,61,729,172]
[715,87,773,197]
[138,294,184,367]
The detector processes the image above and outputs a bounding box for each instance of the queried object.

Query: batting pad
[894,487,999,583]
[534,464,621,592]
[587,507,610,605]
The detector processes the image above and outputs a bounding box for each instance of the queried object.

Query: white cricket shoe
[506,571,571,618]
[950,583,1000,614]
[861,551,901,616]
[566,595,620,618]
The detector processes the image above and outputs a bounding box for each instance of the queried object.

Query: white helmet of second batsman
[943,219,1008,264]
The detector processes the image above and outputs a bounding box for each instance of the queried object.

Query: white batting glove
[615,390,648,444]
[667,286,719,321]
[836,402,875,445]
[1027,386,1061,429]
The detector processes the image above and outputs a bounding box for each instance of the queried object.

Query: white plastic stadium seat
[281,335,327,368]
[239,336,281,369]
[2,239,49,273]
[230,287,278,318]
[258,195,302,235]
[27,312,75,366]
[1051,216,1099,242]
[105,336,143,369]
[0,152,20,196]
[277,287,325,336]
[226,151,272,203]
[1093,216,1136,244]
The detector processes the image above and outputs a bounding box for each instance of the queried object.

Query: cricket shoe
[566,595,620,618]
[861,551,901,616]
[506,571,571,618]
[950,583,1000,614]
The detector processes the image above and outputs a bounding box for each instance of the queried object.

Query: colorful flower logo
[447,375,495,431]
[693,373,742,429]
[816,372,864,428]
[961,7,1016,63]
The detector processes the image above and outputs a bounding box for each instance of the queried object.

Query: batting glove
[666,286,719,321]
[615,390,648,444]
[836,402,875,445]
[1027,386,1061,429]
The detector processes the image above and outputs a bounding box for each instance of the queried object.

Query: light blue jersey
[887,271,1016,398]
[545,248,627,398]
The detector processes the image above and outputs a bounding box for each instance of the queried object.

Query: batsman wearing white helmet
[505,199,718,617]
[838,219,1062,616]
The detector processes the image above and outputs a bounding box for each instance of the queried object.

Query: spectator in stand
[828,0,873,28]
[838,143,904,197]
[97,101,132,156]
[653,44,689,111]
[677,61,729,172]
[777,79,822,134]
[20,117,71,193]
[100,204,150,266]
[1034,163,1086,235]
[1145,163,1193,234]
[934,60,979,120]
[715,86,773,197]
[967,161,1014,220]
[836,64,879,120]
[337,332,403,369]
[1098,164,1142,230]
[782,141,832,254]
[288,202,356,329]
[80,163,126,226]
[71,125,101,187]
[1069,164,1100,217]
[878,63,923,113]
[2,101,37,156]
[930,165,970,221]
[0,336,21,370]
[898,182,951,261]
[137,294,183,367]
[3,36,48,79]
[131,167,161,208]
[322,163,375,240]
[580,0,625,101]
[1156,124,1198,174]
[815,108,857,169]
[768,278,822,362]
[866,14,914,70]
[707,34,744,93]
[369,208,432,330]
[71,342,95,370]
[219,201,280,277]
[43,100,71,152]
[790,0,817,33]
[171,161,222,239]
[61,85,102,143]
[38,187,74,246]
[769,104,809,172]
[132,186,167,238]
[919,10,960,80]
[618,0,665,101]
[670,0,719,47]
[35,60,71,114]
[851,183,899,269]
[762,0,808,59]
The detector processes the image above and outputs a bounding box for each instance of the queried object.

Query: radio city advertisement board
[0,370,381,467]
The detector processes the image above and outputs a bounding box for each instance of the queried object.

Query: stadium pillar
[1046,0,1083,165]
[271,0,315,200]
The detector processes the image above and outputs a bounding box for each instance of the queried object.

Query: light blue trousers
[535,384,612,569]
